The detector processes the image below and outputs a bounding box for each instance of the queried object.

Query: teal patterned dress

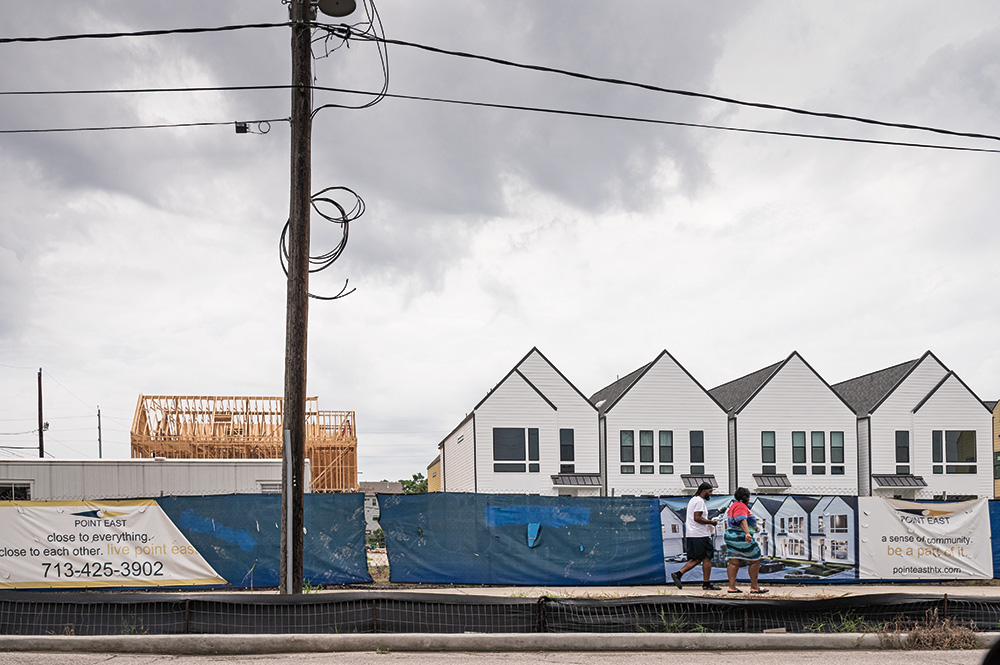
[724,500,762,562]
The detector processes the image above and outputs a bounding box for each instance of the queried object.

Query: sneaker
[670,571,683,589]
[702,583,722,591]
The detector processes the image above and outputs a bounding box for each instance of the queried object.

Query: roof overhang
[752,473,791,489]
[873,474,927,488]
[681,474,718,489]
[551,473,602,487]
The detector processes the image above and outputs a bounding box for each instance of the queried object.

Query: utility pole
[37,368,44,459]
[281,0,314,596]
[97,406,103,459]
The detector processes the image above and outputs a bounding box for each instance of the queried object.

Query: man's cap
[697,482,714,492]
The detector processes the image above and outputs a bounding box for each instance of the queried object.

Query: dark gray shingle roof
[589,363,650,414]
[985,400,998,412]
[708,360,783,413]
[831,358,919,416]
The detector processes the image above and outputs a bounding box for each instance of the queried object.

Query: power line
[335,28,1000,145]
[0,119,286,135]
[312,86,1000,155]
[0,23,290,45]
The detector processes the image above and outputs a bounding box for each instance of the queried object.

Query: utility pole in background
[97,406,103,459]
[281,0,314,596]
[37,368,44,459]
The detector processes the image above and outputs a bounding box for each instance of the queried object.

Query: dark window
[761,431,776,464]
[528,463,540,473]
[493,428,525,461]
[792,431,806,463]
[494,463,526,472]
[640,465,654,474]
[690,431,705,464]
[933,465,943,475]
[896,465,910,475]
[792,465,807,475]
[659,431,673,463]
[995,452,1000,480]
[690,465,705,474]
[639,430,654,463]
[620,431,634,463]
[895,431,909,464]
[0,483,30,501]
[811,432,825,463]
[812,465,825,475]
[528,428,539,461]
[621,465,635,474]
[560,464,575,474]
[830,431,844,464]
[932,431,943,463]
[831,466,845,475]
[762,465,777,474]
[659,465,673,474]
[559,429,574,462]
[945,430,977,474]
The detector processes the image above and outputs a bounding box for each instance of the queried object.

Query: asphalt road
[0,651,988,665]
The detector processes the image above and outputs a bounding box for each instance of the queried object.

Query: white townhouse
[437,348,601,496]
[811,496,856,566]
[832,351,993,500]
[709,351,860,496]
[590,350,729,496]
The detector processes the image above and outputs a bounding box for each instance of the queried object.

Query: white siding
[735,354,859,495]
[910,374,993,499]
[441,416,476,492]
[475,370,561,495]
[604,353,728,496]
[0,459,305,500]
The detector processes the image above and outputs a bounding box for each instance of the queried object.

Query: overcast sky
[1,1,998,485]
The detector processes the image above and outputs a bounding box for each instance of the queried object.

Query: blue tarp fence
[158,493,371,588]
[378,493,665,585]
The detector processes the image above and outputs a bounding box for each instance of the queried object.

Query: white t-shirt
[685,495,715,538]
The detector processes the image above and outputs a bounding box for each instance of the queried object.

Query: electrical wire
[0,23,290,45]
[310,0,389,114]
[279,186,365,300]
[310,85,1000,155]
[338,30,1000,145]
[0,118,287,135]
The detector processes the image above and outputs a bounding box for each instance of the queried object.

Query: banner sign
[858,497,993,580]
[0,500,225,589]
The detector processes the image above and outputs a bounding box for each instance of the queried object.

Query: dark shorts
[685,536,715,562]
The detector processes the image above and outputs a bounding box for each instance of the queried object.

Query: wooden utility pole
[281,0,313,595]
[37,368,44,458]
[97,406,103,458]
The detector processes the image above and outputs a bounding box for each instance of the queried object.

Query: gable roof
[831,357,921,416]
[708,359,784,414]
[912,370,993,415]
[588,350,726,416]
[589,362,651,415]
[473,347,585,412]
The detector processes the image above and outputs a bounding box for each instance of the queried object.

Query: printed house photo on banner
[660,494,859,583]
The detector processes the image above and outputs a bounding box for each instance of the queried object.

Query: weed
[880,609,981,650]
[120,616,148,635]
[653,609,689,633]
[375,647,391,654]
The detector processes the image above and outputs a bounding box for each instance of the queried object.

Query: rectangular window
[895,431,909,464]
[690,431,705,464]
[945,430,977,474]
[830,431,844,464]
[932,431,943,463]
[528,428,539,461]
[896,465,910,475]
[792,465,807,475]
[560,464,575,474]
[620,431,634,463]
[640,465,654,474]
[812,465,825,474]
[690,464,705,474]
[493,428,525,461]
[494,463,526,472]
[831,541,849,560]
[659,431,673,463]
[811,431,825,463]
[933,465,943,474]
[559,429,574,462]
[639,430,654,463]
[762,465,777,474]
[792,431,806,463]
[528,463,540,473]
[659,465,673,474]
[830,515,848,532]
[761,431,776,464]
[0,483,30,501]
[995,451,1000,480]
[620,465,635,474]
[831,466,845,475]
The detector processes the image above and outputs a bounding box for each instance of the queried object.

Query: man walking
[671,481,721,591]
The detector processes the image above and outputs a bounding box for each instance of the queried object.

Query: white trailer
[0,458,311,501]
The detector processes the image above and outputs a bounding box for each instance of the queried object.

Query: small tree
[400,472,428,494]
[366,528,385,549]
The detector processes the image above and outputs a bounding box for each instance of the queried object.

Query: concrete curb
[0,632,995,654]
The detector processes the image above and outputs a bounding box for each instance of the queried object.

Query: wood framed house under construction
[130,395,358,493]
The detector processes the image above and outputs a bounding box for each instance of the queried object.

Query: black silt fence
[0,591,994,635]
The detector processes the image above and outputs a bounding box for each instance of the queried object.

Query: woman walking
[724,487,767,594]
